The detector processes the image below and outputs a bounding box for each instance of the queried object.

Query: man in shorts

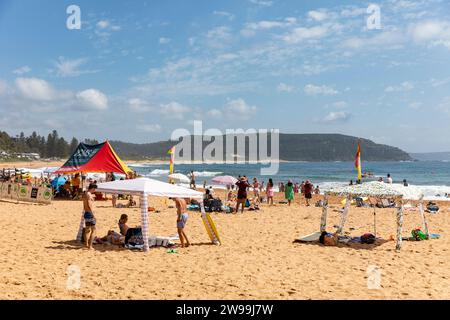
[83,183,97,249]
[173,197,190,248]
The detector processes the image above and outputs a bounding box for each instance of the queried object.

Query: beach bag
[412,229,427,241]
[245,199,251,207]
[360,233,376,244]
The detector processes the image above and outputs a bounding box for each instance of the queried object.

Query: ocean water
[128,161,450,198]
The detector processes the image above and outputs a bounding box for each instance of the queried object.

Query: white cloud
[248,0,273,7]
[340,6,366,17]
[137,124,162,133]
[308,10,328,22]
[304,84,338,96]
[282,26,329,44]
[97,20,110,29]
[54,57,97,77]
[241,18,296,37]
[205,26,233,49]
[128,98,153,112]
[385,81,415,93]
[277,83,294,93]
[76,89,108,110]
[331,101,348,108]
[224,98,257,119]
[13,66,31,75]
[159,102,191,119]
[410,20,450,49]
[159,37,171,44]
[207,109,223,118]
[213,11,235,21]
[342,31,405,50]
[15,77,57,101]
[322,111,351,123]
[0,80,7,96]
[408,102,422,110]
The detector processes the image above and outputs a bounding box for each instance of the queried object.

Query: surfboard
[201,213,221,245]
[297,231,321,242]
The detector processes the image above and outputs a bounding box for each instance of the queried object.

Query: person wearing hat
[235,176,250,214]
[285,180,295,206]
[304,180,313,206]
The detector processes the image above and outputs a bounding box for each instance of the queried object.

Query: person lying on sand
[98,230,125,245]
[319,231,339,246]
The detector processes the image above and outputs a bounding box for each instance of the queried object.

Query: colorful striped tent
[55,141,131,175]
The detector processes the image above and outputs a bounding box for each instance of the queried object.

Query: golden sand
[0,191,449,300]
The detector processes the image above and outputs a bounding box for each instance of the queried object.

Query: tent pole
[396,199,404,251]
[336,194,351,235]
[140,193,150,252]
[76,211,85,242]
[320,193,329,232]
[418,197,430,239]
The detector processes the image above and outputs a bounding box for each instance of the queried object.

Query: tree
[69,137,79,155]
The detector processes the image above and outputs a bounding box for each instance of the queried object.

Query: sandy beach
[0,190,448,300]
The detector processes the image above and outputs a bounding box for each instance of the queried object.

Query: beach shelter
[320,181,427,250]
[51,176,67,190]
[78,177,221,252]
[55,141,131,175]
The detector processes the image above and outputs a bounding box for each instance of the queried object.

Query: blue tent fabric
[51,177,67,189]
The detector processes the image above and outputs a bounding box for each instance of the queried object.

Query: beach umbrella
[211,175,238,185]
[168,173,190,183]
[51,176,66,189]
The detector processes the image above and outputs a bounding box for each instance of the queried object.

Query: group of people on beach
[81,182,191,249]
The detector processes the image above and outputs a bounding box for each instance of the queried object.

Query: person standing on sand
[285,180,294,206]
[235,176,250,213]
[172,198,190,248]
[304,180,313,206]
[82,184,97,249]
[189,171,196,189]
[266,178,274,206]
[252,177,260,199]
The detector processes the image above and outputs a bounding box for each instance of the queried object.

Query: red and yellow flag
[168,146,175,182]
[355,142,362,181]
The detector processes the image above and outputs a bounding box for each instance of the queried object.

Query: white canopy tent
[323,181,428,251]
[76,178,220,251]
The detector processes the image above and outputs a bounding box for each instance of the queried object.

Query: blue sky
[1,0,450,152]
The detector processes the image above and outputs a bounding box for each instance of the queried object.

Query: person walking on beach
[235,176,250,213]
[82,183,97,249]
[279,182,285,193]
[252,177,260,199]
[300,181,305,195]
[304,180,313,206]
[173,198,190,248]
[294,182,299,194]
[189,171,196,189]
[266,178,274,206]
[285,180,295,206]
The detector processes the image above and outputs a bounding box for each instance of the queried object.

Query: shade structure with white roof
[322,181,429,250]
[77,178,220,251]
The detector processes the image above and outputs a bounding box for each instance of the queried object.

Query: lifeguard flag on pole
[355,141,362,181]
[55,141,131,175]
[168,146,175,183]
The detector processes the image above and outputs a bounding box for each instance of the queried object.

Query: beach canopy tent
[322,181,427,250]
[77,177,220,251]
[55,141,131,175]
